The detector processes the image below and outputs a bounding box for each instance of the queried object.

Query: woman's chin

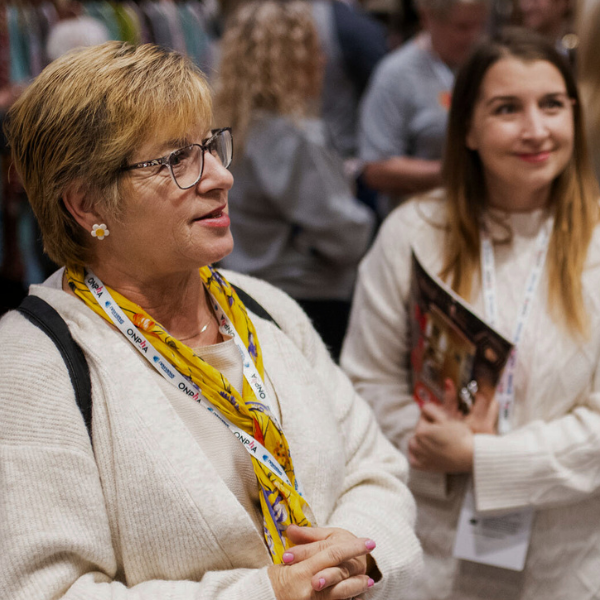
[197,235,235,268]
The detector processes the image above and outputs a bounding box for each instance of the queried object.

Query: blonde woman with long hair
[215,1,375,362]
[342,28,600,599]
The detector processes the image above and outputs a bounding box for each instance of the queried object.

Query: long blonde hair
[441,28,598,335]
[213,0,322,151]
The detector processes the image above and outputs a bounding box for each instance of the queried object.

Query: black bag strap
[17,295,93,438]
[14,286,276,442]
[231,284,280,329]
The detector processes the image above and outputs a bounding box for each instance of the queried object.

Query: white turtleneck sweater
[341,192,600,600]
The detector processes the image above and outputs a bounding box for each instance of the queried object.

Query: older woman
[0,42,421,599]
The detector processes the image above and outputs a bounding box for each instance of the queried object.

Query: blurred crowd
[3,1,600,598]
[0,0,595,353]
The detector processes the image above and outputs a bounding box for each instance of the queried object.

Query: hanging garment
[142,0,175,49]
[112,1,140,45]
[8,6,30,83]
[0,5,10,89]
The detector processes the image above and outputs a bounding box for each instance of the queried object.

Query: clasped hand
[268,525,376,600]
[408,378,499,474]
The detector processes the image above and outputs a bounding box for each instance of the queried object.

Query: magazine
[409,249,513,413]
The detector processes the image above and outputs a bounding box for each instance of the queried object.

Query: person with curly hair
[215,1,375,362]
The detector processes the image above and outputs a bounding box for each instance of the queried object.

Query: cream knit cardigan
[341,195,600,600]
[0,269,422,600]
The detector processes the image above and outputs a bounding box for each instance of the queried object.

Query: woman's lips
[517,151,551,163]
[194,207,230,227]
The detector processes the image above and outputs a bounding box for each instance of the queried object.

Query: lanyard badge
[453,218,552,571]
[84,269,305,495]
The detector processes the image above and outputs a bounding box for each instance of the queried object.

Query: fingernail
[318,577,326,590]
[282,552,294,564]
[368,578,375,588]
[365,539,376,551]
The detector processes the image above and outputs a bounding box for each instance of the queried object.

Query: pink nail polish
[318,577,326,590]
[368,578,375,588]
[282,552,294,563]
[365,539,376,551]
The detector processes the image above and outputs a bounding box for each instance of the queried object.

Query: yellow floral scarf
[65,264,312,562]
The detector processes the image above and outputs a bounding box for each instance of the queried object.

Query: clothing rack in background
[0,0,222,314]
[2,0,221,85]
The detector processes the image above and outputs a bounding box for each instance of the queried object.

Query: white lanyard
[480,219,553,434]
[453,220,551,571]
[84,269,304,495]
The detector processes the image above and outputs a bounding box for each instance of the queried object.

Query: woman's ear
[62,183,105,233]
[465,126,478,151]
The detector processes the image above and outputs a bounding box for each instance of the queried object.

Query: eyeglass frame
[120,127,233,190]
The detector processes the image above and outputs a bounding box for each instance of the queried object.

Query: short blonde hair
[213,0,321,151]
[5,42,212,267]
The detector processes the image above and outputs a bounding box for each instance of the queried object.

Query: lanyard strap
[480,219,553,434]
[84,269,302,493]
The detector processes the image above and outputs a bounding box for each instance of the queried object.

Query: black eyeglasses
[121,128,233,189]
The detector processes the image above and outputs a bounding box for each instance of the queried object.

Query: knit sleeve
[0,310,277,600]
[340,203,449,499]
[473,404,600,513]
[318,345,424,596]
[219,270,424,598]
[472,237,600,513]
[295,303,424,597]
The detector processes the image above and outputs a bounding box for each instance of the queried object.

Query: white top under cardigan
[0,269,422,600]
[172,337,263,534]
[341,193,600,600]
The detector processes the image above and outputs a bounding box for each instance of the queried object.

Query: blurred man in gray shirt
[359,0,489,215]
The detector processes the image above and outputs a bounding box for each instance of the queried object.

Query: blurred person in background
[343,28,600,599]
[577,0,600,179]
[46,0,110,62]
[0,6,27,314]
[0,41,421,600]
[311,0,388,215]
[517,0,576,60]
[215,1,376,362]
[311,0,388,162]
[358,0,490,216]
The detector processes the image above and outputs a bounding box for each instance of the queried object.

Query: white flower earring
[91,224,110,240]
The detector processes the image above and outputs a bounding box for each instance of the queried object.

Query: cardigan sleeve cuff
[199,567,278,600]
[473,433,536,513]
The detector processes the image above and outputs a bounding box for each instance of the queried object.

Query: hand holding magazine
[410,250,534,571]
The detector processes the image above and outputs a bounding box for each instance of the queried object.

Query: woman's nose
[199,152,234,191]
[521,107,549,141]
